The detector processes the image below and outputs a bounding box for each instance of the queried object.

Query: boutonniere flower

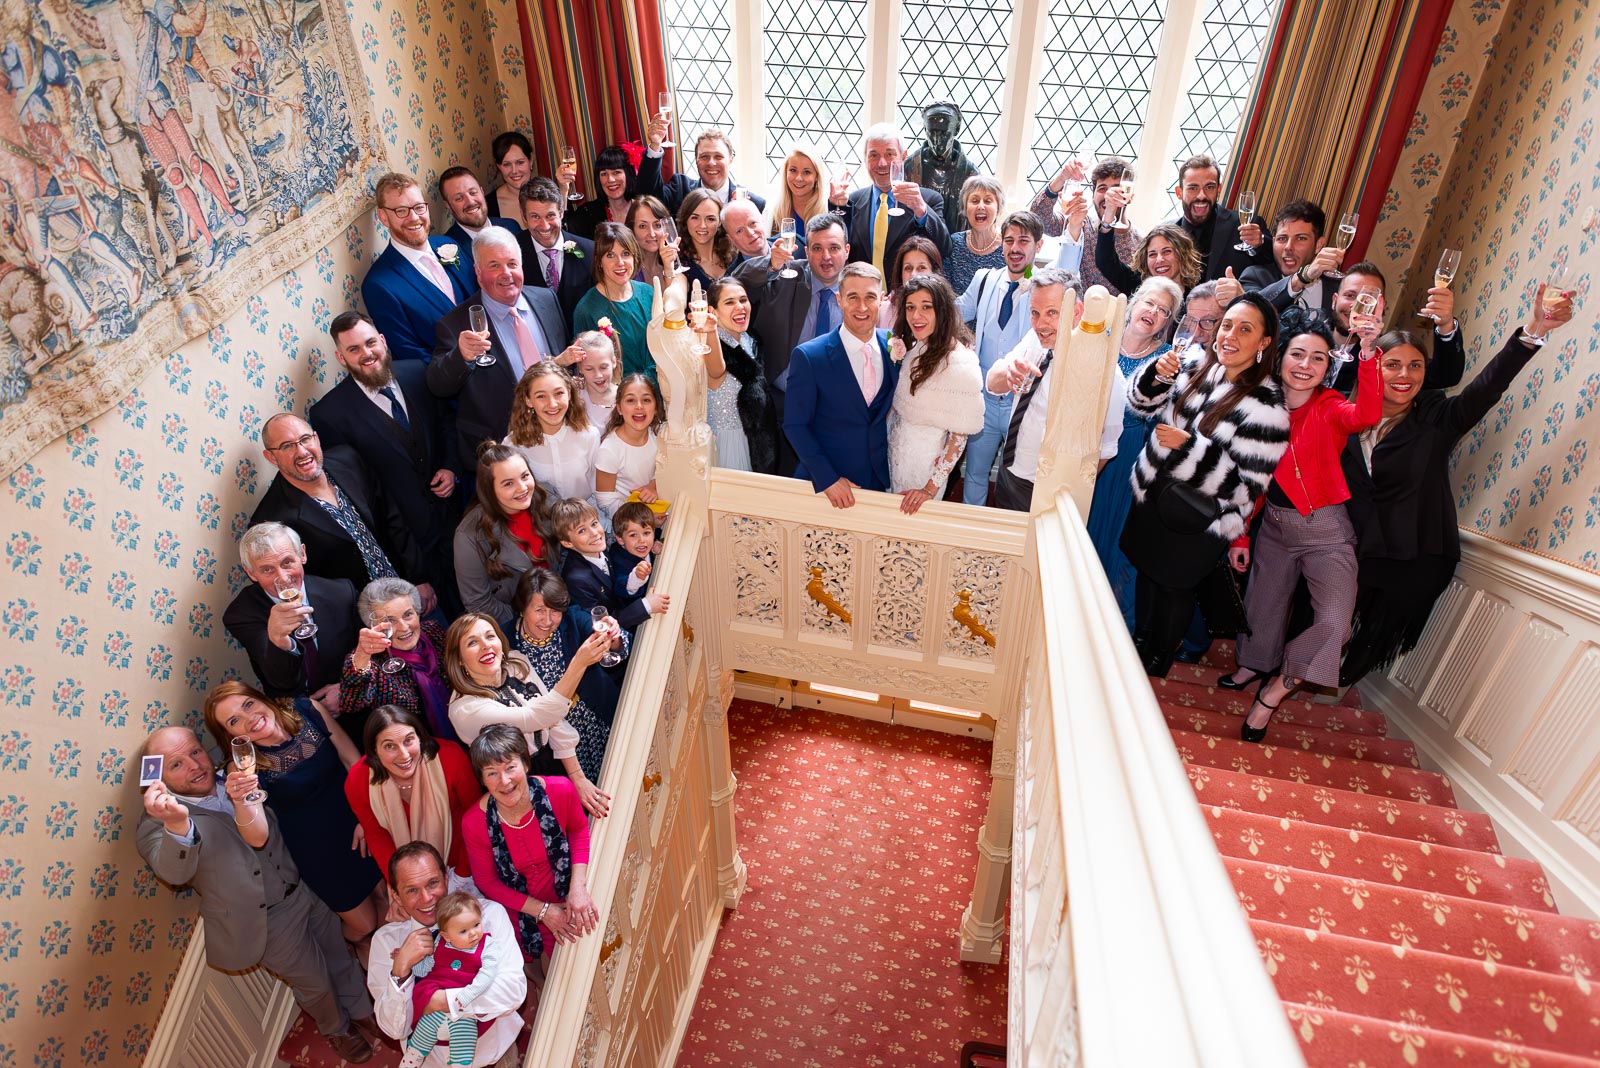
[888,337,907,363]
[563,240,582,259]
[1022,263,1033,280]
[436,244,459,266]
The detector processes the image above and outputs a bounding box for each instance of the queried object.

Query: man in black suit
[428,225,572,466]
[439,166,521,279]
[845,122,950,274]
[637,122,767,214]
[249,414,435,612]
[308,312,463,616]
[516,177,593,329]
[1169,154,1269,282]
[1328,261,1466,394]
[222,523,361,712]
[1233,198,1343,317]
[738,214,853,476]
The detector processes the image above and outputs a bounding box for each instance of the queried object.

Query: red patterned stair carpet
[676,701,1007,1067]
[1171,642,1600,1067]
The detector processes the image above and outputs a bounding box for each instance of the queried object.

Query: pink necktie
[421,255,455,301]
[511,310,542,369]
[860,339,877,403]
[545,247,561,289]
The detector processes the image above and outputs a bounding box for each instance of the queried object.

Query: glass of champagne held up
[562,145,583,201]
[274,578,318,639]
[1545,264,1571,318]
[591,607,623,667]
[1326,212,1358,280]
[1232,191,1257,251]
[778,218,799,278]
[468,305,496,367]
[377,620,407,674]
[658,91,675,148]
[658,218,689,275]
[231,738,267,803]
[887,161,907,217]
[1419,249,1460,322]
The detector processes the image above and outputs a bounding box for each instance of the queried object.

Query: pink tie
[860,339,877,403]
[421,255,455,301]
[545,248,561,289]
[511,310,543,367]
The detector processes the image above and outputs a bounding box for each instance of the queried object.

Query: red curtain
[516,0,668,181]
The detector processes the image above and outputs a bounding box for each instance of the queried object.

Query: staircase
[1161,643,1600,1068]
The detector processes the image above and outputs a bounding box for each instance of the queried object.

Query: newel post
[960,693,1018,963]
[1030,285,1126,519]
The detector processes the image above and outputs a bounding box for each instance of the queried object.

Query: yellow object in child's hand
[625,491,671,515]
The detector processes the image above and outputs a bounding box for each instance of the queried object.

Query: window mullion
[866,0,903,141]
[994,0,1052,204]
[1131,0,1207,231]
[732,0,766,172]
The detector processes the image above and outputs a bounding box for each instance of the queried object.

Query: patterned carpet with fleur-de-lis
[1163,643,1600,1067]
[675,701,1009,1067]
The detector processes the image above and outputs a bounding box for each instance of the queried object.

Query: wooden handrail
[951,588,996,647]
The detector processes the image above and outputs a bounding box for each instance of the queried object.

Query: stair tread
[1161,702,1418,766]
[1152,674,1389,734]
[1185,763,1500,850]
[1170,728,1456,806]
[1279,999,1600,1067]
[1204,806,1555,911]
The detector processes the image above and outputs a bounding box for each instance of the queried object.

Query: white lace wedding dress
[888,341,986,495]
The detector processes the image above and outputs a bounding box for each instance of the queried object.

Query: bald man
[136,727,378,1062]
[722,198,771,260]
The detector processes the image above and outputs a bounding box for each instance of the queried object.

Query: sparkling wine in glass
[689,279,710,356]
[561,145,583,201]
[831,166,851,215]
[275,579,318,639]
[1110,188,1131,230]
[468,305,496,367]
[1232,191,1257,251]
[778,218,799,278]
[1545,264,1571,315]
[658,219,689,275]
[231,738,266,804]
[377,620,407,674]
[1326,212,1358,280]
[1170,315,1197,357]
[887,161,906,217]
[657,91,675,148]
[1420,249,1460,322]
[591,607,623,667]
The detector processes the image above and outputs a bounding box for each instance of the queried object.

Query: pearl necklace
[501,802,537,830]
[965,228,1000,256]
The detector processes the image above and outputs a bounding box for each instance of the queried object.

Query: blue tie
[998,281,1019,329]
[815,288,836,338]
[378,385,411,433]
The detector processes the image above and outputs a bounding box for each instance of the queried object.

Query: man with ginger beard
[309,312,463,615]
[361,172,478,364]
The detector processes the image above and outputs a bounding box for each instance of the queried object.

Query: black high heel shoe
[1218,665,1278,691]
[1241,675,1297,742]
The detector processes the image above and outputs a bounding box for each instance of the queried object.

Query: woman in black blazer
[1338,283,1574,685]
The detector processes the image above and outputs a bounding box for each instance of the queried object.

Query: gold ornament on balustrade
[951,589,996,647]
[806,566,852,623]
[599,930,624,965]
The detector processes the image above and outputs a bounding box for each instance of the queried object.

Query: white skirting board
[1357,530,1600,920]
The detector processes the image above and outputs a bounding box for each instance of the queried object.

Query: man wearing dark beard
[1169,154,1269,282]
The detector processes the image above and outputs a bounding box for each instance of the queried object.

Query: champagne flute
[831,165,851,216]
[468,305,496,367]
[658,218,689,275]
[1349,285,1380,356]
[887,160,906,217]
[377,620,407,675]
[1419,249,1460,322]
[1232,191,1257,251]
[689,280,711,356]
[561,145,583,202]
[1170,315,1197,357]
[1326,211,1358,280]
[591,607,623,667]
[1545,264,1571,316]
[778,218,799,278]
[274,578,318,639]
[231,738,267,804]
[657,91,675,148]
[1110,186,1131,230]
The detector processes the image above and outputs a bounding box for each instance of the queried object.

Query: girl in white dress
[888,274,986,513]
[503,363,600,506]
[574,330,618,430]
[594,374,665,525]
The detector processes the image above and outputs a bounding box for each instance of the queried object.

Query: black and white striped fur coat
[1126,351,1289,542]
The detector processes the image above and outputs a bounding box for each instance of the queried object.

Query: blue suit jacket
[783,328,897,493]
[445,217,522,280]
[360,237,478,363]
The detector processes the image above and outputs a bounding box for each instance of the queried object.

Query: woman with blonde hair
[1095,221,1205,298]
[765,143,833,250]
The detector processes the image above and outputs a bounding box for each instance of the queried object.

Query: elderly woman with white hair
[339,576,457,744]
[944,174,1007,294]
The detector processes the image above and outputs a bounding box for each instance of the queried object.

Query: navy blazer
[517,229,594,330]
[360,237,478,363]
[306,362,462,604]
[222,575,360,697]
[445,217,522,279]
[845,184,951,267]
[557,608,627,727]
[560,551,651,631]
[783,327,897,492]
[426,286,570,466]
[604,542,652,608]
[636,151,767,215]
[1241,262,1338,317]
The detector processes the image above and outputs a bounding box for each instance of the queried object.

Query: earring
[1255,349,1264,364]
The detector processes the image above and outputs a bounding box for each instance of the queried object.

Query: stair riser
[1172,730,1456,806]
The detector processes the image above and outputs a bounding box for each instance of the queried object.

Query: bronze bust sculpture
[904,99,979,234]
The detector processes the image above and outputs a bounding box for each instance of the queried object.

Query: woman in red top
[453,442,558,632]
[1221,310,1381,741]
[344,705,483,881]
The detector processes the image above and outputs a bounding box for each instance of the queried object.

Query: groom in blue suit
[784,263,899,507]
[360,173,478,364]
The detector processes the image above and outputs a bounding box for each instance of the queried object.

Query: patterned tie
[509,309,538,377]
[871,192,889,274]
[378,385,411,433]
[814,287,835,339]
[545,247,561,289]
[860,337,878,404]
[998,281,1019,329]
[420,254,455,301]
[1001,348,1055,470]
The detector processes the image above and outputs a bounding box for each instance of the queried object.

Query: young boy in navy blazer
[605,501,660,604]
[552,499,669,631]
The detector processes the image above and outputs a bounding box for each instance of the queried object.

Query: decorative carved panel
[1391,578,1470,695]
[870,538,931,649]
[801,526,855,636]
[944,550,1008,661]
[1417,590,1511,723]
[732,639,989,705]
[1508,645,1600,801]
[1458,614,1567,758]
[727,516,782,625]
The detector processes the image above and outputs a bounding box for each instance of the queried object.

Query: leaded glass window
[1171,0,1276,182]
[661,0,736,151]
[896,0,1014,174]
[762,0,869,181]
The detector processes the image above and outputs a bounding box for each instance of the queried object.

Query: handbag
[1154,475,1220,535]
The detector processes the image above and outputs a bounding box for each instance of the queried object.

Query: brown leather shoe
[351,1014,383,1045]
[325,1028,375,1064]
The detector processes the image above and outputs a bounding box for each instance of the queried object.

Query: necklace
[501,800,537,830]
[1120,336,1161,360]
[966,228,1000,255]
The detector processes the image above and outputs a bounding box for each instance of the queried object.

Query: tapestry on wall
[0,0,384,478]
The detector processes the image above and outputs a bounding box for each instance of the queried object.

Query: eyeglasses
[381,203,430,219]
[266,432,319,455]
[1193,318,1220,331]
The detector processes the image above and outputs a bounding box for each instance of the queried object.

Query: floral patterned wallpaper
[0,0,528,1062]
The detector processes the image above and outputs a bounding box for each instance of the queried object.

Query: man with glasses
[249,414,437,615]
[361,172,479,364]
[1170,154,1267,282]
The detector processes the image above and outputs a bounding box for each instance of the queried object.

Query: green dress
[574,284,655,380]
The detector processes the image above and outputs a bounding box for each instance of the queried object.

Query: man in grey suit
[427,226,574,467]
[136,727,377,1063]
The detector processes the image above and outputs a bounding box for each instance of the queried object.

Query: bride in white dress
[887,274,986,513]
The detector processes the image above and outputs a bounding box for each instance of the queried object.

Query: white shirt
[595,431,659,524]
[505,424,600,504]
[840,329,881,399]
[987,332,1122,483]
[366,875,526,1068]
[527,235,563,286]
[360,377,409,422]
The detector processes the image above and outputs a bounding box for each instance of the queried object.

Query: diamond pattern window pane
[662,0,737,152]
[1026,0,1171,189]
[897,0,1013,175]
[763,0,868,184]
[1170,0,1277,207]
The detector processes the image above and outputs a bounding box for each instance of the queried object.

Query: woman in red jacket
[1219,310,1381,741]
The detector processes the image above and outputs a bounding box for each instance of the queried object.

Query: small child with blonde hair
[574,329,619,431]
